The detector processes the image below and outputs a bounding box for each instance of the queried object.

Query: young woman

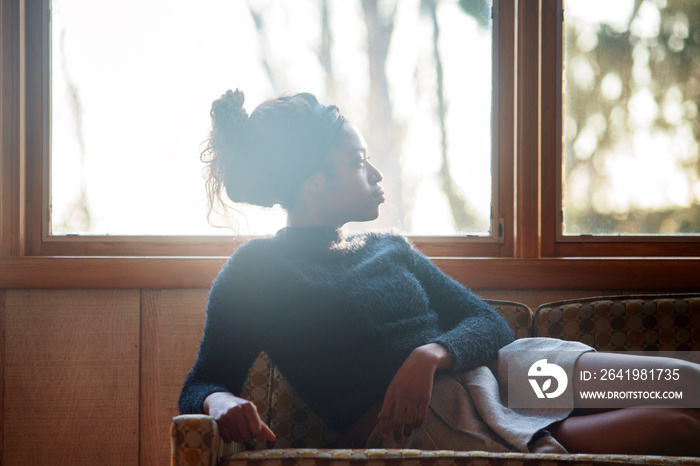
[179,90,700,456]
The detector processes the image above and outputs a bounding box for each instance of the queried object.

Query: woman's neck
[286,209,344,229]
[277,225,344,249]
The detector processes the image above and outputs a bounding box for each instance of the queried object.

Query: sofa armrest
[172,415,219,466]
[172,414,249,466]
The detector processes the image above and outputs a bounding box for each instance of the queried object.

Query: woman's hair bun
[210,89,248,136]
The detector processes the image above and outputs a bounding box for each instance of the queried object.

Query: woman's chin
[350,210,381,224]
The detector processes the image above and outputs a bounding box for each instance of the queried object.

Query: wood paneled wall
[0,287,627,466]
[2,290,141,464]
[139,290,209,466]
[0,289,208,466]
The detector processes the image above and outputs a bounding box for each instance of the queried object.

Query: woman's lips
[373,189,386,203]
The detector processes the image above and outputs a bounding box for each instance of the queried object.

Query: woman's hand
[203,392,277,444]
[378,343,453,443]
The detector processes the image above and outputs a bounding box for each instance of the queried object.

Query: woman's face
[316,123,384,226]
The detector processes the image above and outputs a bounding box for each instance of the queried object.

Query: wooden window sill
[1,256,699,290]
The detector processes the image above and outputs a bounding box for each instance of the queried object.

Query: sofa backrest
[533,294,700,351]
[485,299,534,339]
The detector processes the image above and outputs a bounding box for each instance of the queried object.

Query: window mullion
[24,0,48,256]
[0,0,24,258]
[515,0,541,259]
[495,0,516,257]
[540,0,562,257]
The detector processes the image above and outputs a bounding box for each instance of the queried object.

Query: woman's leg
[548,352,700,455]
[549,407,700,456]
[573,351,700,411]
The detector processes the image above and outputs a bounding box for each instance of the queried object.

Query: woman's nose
[368,161,383,183]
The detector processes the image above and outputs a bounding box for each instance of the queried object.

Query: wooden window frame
[17,0,515,259]
[540,0,700,258]
[3,0,700,291]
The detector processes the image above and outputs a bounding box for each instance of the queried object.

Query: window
[49,0,499,242]
[562,0,700,236]
[540,0,700,257]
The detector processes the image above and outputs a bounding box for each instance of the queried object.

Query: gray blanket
[367,337,595,453]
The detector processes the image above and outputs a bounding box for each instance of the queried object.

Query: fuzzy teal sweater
[178,227,514,431]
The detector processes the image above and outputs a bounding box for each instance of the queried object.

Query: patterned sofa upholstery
[533,294,700,351]
[172,295,700,466]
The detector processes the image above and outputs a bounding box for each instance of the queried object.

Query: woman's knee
[550,406,700,455]
[645,407,700,455]
[665,409,700,442]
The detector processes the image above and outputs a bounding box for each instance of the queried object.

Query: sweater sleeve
[409,247,515,372]
[178,256,261,414]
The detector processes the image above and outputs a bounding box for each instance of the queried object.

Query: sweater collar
[277,226,344,248]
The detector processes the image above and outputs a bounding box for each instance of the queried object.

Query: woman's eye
[355,153,369,168]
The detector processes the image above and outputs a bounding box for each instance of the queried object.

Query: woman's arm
[179,263,273,443]
[179,245,281,444]
[378,243,515,442]
[410,249,515,371]
[377,342,452,442]
[178,258,260,417]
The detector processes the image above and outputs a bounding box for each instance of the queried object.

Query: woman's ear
[302,172,329,193]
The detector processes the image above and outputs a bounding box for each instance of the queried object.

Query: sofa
[172,294,700,466]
